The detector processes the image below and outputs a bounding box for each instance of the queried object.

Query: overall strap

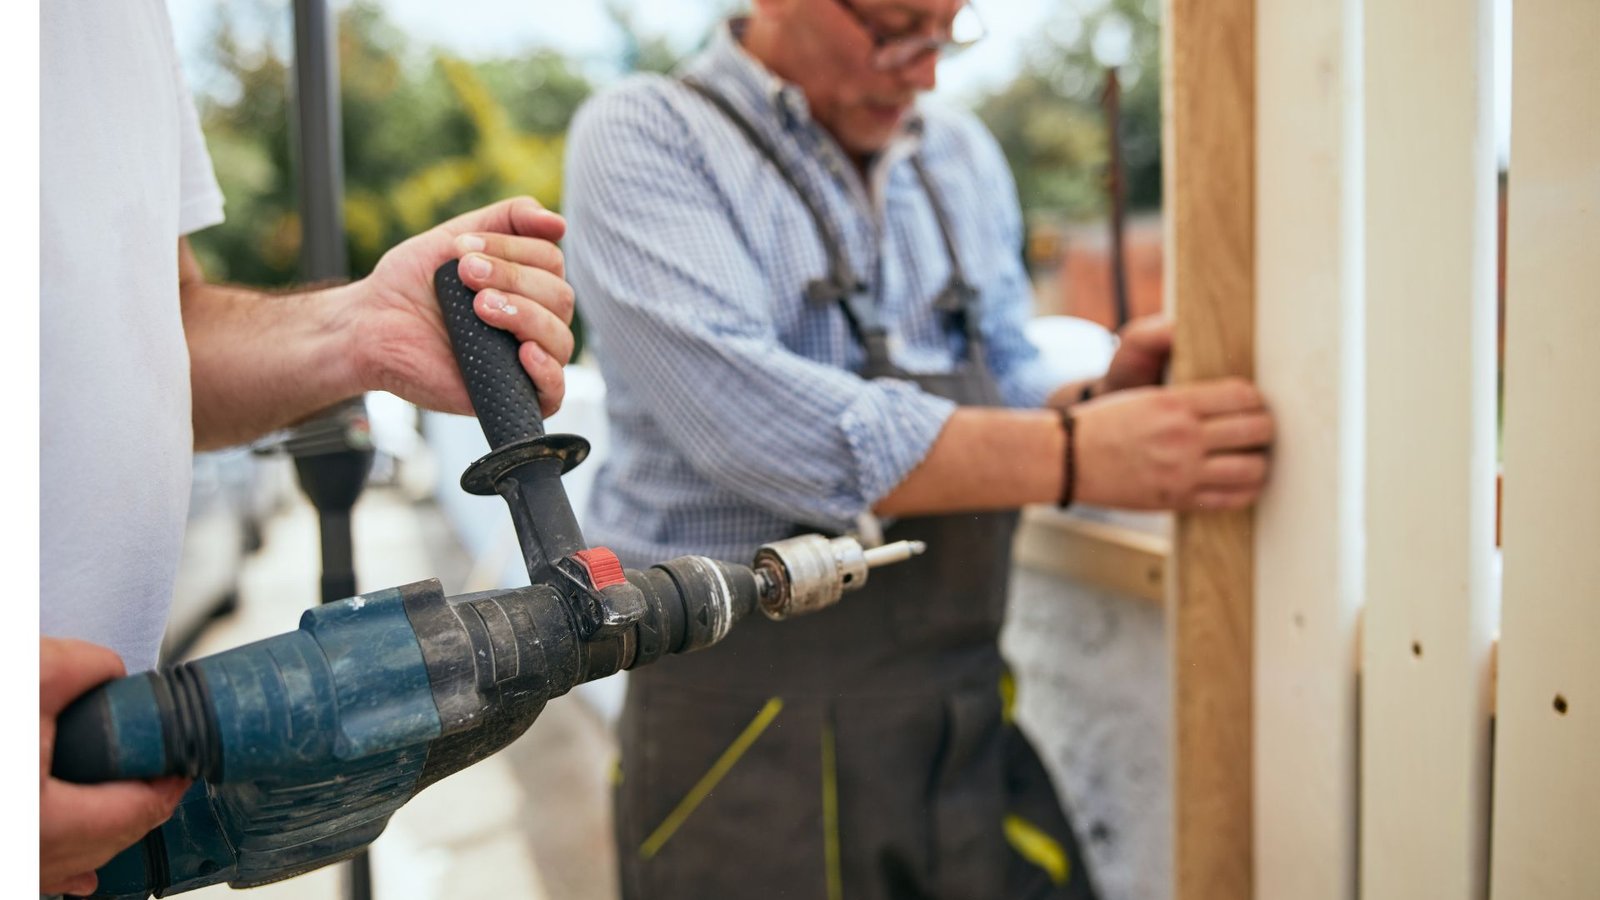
[679,76,878,347]
[908,155,986,363]
[680,77,982,368]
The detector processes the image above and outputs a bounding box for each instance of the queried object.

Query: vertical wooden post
[1491,2,1600,895]
[1361,0,1498,897]
[1162,0,1255,896]
[1254,0,1363,896]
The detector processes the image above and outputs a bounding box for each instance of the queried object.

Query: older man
[564,2,1273,897]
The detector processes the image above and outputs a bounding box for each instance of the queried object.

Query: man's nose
[899,52,938,92]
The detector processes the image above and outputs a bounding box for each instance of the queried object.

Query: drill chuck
[753,534,926,620]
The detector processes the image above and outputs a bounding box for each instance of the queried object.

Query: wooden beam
[1162,0,1255,895]
[1253,0,1363,896]
[1360,0,1498,897]
[1012,507,1168,603]
[1491,1,1600,894]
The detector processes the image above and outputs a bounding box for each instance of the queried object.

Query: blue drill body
[62,554,761,898]
[87,580,444,897]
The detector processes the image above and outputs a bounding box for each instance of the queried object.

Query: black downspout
[1102,67,1132,331]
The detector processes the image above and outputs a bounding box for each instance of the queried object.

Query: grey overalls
[612,78,1101,900]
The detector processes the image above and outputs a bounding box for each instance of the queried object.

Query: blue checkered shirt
[563,22,1063,568]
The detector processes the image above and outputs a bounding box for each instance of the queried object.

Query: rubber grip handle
[435,260,546,449]
[52,683,128,782]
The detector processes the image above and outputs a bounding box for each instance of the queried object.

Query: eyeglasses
[828,0,988,71]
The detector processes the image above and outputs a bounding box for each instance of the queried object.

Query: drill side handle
[434,259,548,447]
[434,260,589,583]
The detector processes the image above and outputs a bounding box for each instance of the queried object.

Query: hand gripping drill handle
[44,261,923,900]
[434,258,588,583]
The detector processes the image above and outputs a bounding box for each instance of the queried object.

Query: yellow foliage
[438,56,565,207]
[343,190,389,260]
[390,157,486,234]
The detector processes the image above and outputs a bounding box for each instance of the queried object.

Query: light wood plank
[1361,1,1499,897]
[1490,2,1600,895]
[1162,0,1255,895]
[1254,0,1364,897]
[1013,507,1168,603]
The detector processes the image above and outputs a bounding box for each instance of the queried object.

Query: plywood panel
[1162,0,1255,895]
[1490,2,1600,895]
[1254,0,1364,897]
[1361,1,1499,897]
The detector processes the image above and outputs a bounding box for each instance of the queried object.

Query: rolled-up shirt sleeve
[564,86,955,530]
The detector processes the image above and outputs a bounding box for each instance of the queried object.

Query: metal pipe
[290,3,371,899]
[291,0,349,280]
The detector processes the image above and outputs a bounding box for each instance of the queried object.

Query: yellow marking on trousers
[821,718,843,900]
[999,670,1017,724]
[639,697,785,860]
[1004,814,1070,886]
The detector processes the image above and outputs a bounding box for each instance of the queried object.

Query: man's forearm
[179,199,578,451]
[182,276,362,451]
[872,407,1066,517]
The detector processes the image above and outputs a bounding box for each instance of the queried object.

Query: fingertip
[75,639,126,676]
[154,776,192,806]
[539,387,566,419]
[519,339,548,368]
[65,871,98,897]
[540,212,567,241]
[540,390,566,419]
[521,345,566,412]
[510,194,546,213]
[512,197,566,240]
[41,639,128,714]
[475,289,516,317]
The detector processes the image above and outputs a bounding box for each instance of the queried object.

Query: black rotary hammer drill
[48,261,924,898]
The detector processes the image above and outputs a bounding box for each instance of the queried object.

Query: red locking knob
[572,548,627,590]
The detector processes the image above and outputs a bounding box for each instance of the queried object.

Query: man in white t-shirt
[39,3,577,894]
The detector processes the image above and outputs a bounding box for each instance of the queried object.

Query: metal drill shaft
[863,540,926,569]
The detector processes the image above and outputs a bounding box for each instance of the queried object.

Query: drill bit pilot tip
[863,540,926,568]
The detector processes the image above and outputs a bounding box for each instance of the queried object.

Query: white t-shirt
[41,0,225,673]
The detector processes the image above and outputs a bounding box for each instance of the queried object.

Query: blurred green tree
[973,0,1162,220]
[187,0,591,287]
[185,0,1155,287]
